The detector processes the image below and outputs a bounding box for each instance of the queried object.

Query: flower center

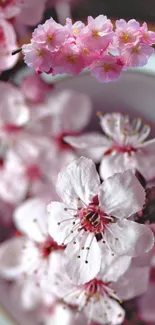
[104,144,137,156]
[54,132,77,151]
[25,164,41,182]
[121,32,131,43]
[78,204,109,234]
[39,238,64,258]
[92,29,99,38]
[3,124,23,133]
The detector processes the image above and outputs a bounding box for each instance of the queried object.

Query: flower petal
[104,219,154,256]
[0,82,29,126]
[135,139,155,181]
[99,151,134,179]
[99,170,145,219]
[65,233,101,285]
[64,133,110,149]
[47,202,76,245]
[113,266,150,300]
[0,237,27,278]
[56,157,100,205]
[13,198,48,242]
[85,296,125,325]
[99,248,131,282]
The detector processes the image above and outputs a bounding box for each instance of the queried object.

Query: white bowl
[54,70,155,135]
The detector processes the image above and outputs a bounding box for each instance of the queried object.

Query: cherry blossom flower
[0,198,64,288]
[32,18,69,51]
[0,18,19,72]
[27,89,92,183]
[47,157,154,284]
[52,43,85,76]
[115,19,140,49]
[120,42,154,67]
[66,18,85,39]
[65,113,155,181]
[79,15,114,51]
[22,42,54,73]
[139,22,155,46]
[48,251,149,325]
[21,73,53,104]
[89,54,124,82]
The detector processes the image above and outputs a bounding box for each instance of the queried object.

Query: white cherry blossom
[47,251,148,325]
[47,157,154,284]
[65,113,155,181]
[0,198,64,287]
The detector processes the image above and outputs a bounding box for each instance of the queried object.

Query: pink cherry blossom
[139,22,155,46]
[79,15,114,51]
[32,18,69,51]
[115,19,140,49]
[120,42,154,67]
[89,54,124,82]
[52,42,85,75]
[0,198,64,288]
[47,157,154,284]
[0,18,19,72]
[21,73,53,103]
[22,42,54,73]
[66,18,85,39]
[65,113,155,181]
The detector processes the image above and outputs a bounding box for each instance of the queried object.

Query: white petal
[65,233,101,285]
[104,219,154,256]
[0,237,27,278]
[99,170,145,219]
[13,198,48,242]
[45,303,78,325]
[85,296,125,325]
[64,133,110,149]
[0,169,28,204]
[99,249,131,282]
[56,157,100,205]
[134,139,155,181]
[47,202,76,245]
[0,82,29,126]
[100,113,129,144]
[99,151,134,179]
[113,266,150,300]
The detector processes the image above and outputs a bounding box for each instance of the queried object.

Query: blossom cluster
[22,16,155,82]
[0,0,78,73]
[0,71,155,325]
